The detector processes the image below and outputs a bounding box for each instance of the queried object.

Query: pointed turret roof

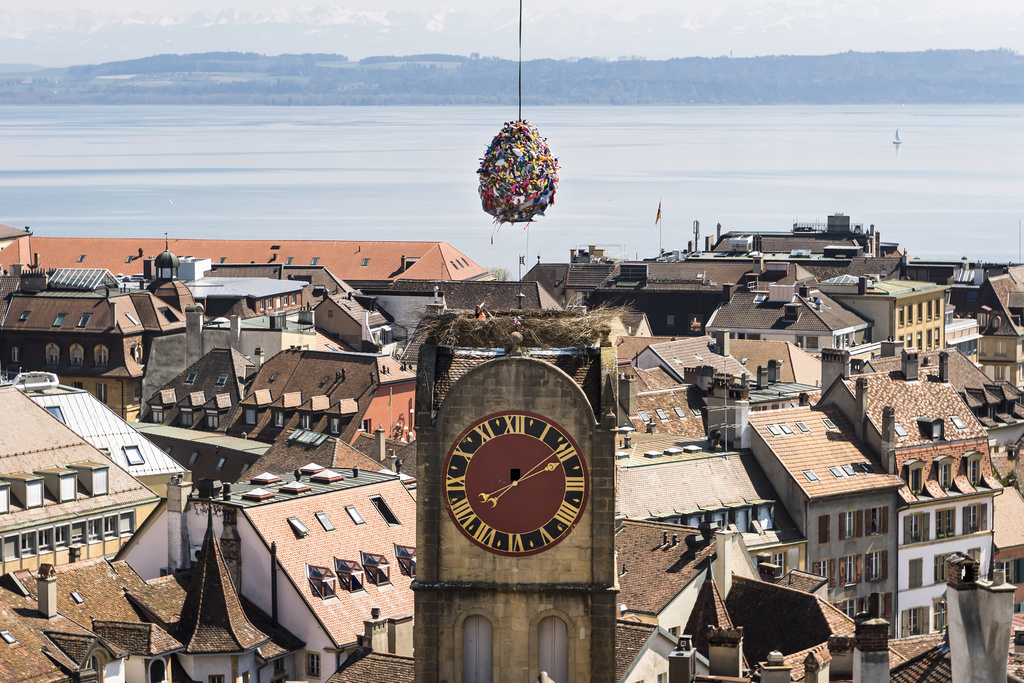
[684,574,734,658]
[174,510,268,654]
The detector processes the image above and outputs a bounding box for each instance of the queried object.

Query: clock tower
[413,330,618,683]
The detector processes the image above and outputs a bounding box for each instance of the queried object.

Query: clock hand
[478,462,559,507]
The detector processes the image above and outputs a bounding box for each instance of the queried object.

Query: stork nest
[420,306,630,350]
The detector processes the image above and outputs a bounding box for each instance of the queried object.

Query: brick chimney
[855,377,869,441]
[387,613,413,656]
[362,607,389,652]
[668,635,697,683]
[618,372,638,425]
[853,616,889,683]
[707,626,744,678]
[947,555,1015,683]
[760,650,792,683]
[820,348,850,390]
[37,564,58,620]
[938,350,949,383]
[901,347,919,381]
[828,635,855,678]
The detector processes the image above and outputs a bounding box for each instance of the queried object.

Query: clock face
[444,410,589,556]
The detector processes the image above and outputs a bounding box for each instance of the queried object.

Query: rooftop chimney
[363,607,389,652]
[938,350,949,383]
[715,329,730,357]
[853,615,889,683]
[879,339,904,358]
[722,282,735,303]
[880,406,897,474]
[783,302,800,322]
[374,428,387,463]
[901,347,919,382]
[167,477,193,574]
[820,348,851,390]
[712,529,735,599]
[757,366,769,390]
[387,613,413,656]
[767,359,780,385]
[857,276,867,295]
[37,564,58,620]
[761,650,792,683]
[803,646,831,683]
[947,554,1015,683]
[707,626,744,678]
[668,635,697,683]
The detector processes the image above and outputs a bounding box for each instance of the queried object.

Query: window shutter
[881,550,888,581]
[829,559,836,589]
[855,510,863,538]
[903,515,912,545]
[839,558,847,585]
[882,506,889,534]
[855,554,863,583]
[980,504,988,531]
[819,514,830,544]
[812,561,821,575]
[901,611,910,638]
[884,593,893,619]
[922,512,930,542]
[963,506,970,533]
[934,554,942,583]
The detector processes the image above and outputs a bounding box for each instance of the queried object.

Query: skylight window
[655,409,668,421]
[802,470,820,482]
[334,558,365,592]
[361,551,391,586]
[77,255,86,263]
[0,631,16,645]
[894,422,908,438]
[53,313,67,327]
[45,406,66,423]
[856,463,874,474]
[674,407,686,419]
[694,353,704,361]
[123,445,145,466]
[821,418,837,430]
[637,410,650,423]
[361,258,370,266]
[842,465,857,477]
[184,372,198,384]
[18,311,29,322]
[216,373,229,386]
[346,506,365,525]
[950,415,967,430]
[315,511,335,532]
[778,423,794,435]
[77,313,92,327]
[124,313,140,325]
[795,421,811,433]
[766,424,783,436]
[71,592,84,604]
[370,495,401,526]
[828,466,845,478]
[285,257,294,265]
[287,517,310,538]
[395,544,416,577]
[310,257,319,265]
[306,564,337,598]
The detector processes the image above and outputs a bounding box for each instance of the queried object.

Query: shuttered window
[463,615,493,683]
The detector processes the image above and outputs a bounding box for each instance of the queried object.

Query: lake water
[0,104,1022,277]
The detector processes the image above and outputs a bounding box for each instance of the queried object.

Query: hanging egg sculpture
[477,120,559,224]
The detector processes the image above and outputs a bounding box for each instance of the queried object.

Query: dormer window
[179,409,194,427]
[917,417,943,441]
[334,558,365,592]
[360,551,391,586]
[67,463,108,496]
[909,464,924,494]
[939,462,952,489]
[0,486,8,514]
[273,411,285,428]
[395,545,416,577]
[967,453,982,485]
[306,564,337,599]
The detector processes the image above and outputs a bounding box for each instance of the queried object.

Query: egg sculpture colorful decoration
[477,120,559,224]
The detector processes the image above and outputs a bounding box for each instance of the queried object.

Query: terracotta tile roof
[615,519,714,616]
[619,333,669,363]
[250,431,381,476]
[684,577,733,658]
[241,476,417,648]
[747,405,903,499]
[888,639,950,683]
[773,570,828,595]
[995,487,1024,550]
[727,339,822,386]
[725,575,855,666]
[565,263,615,289]
[0,386,158,530]
[328,650,415,682]
[629,386,707,438]
[370,278,559,312]
[0,237,488,285]
[13,558,148,626]
[643,336,749,379]
[144,347,253,429]
[91,621,182,656]
[174,515,268,654]
[708,288,870,335]
[888,633,945,666]
[615,620,658,682]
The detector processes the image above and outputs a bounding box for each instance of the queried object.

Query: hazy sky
[1,0,1022,66]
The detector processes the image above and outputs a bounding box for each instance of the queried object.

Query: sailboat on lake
[893,129,902,146]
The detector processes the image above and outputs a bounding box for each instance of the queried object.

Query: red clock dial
[444,411,589,556]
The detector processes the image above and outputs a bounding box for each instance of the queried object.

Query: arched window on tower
[462,614,492,683]
[150,658,166,683]
[538,615,567,683]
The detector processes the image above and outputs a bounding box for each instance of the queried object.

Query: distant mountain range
[2,49,1024,105]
